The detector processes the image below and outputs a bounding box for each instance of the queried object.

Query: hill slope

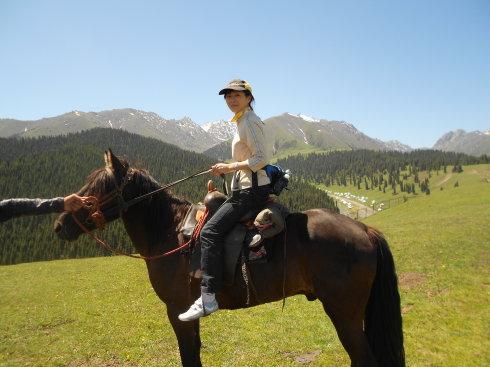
[363,164,490,365]
[0,109,219,152]
[0,165,488,366]
[2,110,417,159]
[203,113,414,161]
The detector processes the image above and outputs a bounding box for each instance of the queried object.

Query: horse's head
[54,150,131,241]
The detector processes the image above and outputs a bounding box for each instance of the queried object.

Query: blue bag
[264,164,290,196]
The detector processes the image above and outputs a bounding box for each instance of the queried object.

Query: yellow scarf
[230,107,250,123]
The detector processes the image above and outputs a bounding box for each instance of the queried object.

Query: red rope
[71,207,209,261]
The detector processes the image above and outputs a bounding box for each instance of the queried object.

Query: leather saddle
[181,181,289,286]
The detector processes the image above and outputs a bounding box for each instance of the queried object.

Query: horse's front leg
[166,304,202,367]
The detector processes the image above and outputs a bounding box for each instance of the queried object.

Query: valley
[1,164,488,366]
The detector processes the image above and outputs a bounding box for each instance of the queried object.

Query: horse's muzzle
[53,212,81,241]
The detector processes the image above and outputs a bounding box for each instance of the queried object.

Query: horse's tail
[365,227,405,367]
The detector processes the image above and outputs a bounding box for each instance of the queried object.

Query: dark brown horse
[54,150,405,367]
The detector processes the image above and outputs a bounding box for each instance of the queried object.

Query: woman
[179,79,271,322]
[0,194,94,223]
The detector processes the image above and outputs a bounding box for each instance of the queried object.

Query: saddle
[181,181,289,286]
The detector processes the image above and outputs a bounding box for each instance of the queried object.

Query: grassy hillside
[0,165,489,366]
[315,165,459,215]
[362,164,490,366]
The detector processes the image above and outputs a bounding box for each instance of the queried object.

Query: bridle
[71,167,211,260]
[81,167,136,230]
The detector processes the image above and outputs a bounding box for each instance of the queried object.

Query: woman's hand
[63,194,97,212]
[210,163,234,176]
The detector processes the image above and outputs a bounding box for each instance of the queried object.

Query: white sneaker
[249,233,264,248]
[178,293,219,322]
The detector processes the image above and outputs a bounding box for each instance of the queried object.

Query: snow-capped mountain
[202,119,236,141]
[5,108,488,158]
[0,109,220,152]
[383,140,413,152]
[203,112,415,160]
[267,113,388,151]
[290,113,320,123]
[433,129,490,156]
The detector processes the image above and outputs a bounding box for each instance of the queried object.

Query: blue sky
[1,0,488,148]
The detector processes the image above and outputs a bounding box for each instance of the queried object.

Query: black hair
[244,90,255,110]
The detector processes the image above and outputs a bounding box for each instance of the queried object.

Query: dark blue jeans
[200,185,271,294]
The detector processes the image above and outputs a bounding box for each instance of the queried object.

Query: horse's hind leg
[309,233,378,366]
[320,296,377,367]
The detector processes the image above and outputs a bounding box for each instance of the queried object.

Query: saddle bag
[264,164,290,196]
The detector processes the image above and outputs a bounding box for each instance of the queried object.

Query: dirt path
[435,173,453,187]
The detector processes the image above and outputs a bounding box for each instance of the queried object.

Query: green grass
[1,164,489,366]
[364,164,490,366]
[0,258,346,367]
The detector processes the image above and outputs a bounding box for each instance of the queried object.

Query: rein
[72,168,212,260]
[72,207,209,260]
[101,168,211,218]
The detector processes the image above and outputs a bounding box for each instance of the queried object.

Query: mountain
[384,140,413,152]
[203,113,413,161]
[433,129,490,156]
[1,109,422,159]
[202,119,236,141]
[267,113,386,153]
[0,109,220,153]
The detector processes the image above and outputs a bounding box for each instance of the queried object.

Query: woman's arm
[242,116,268,172]
[210,161,246,176]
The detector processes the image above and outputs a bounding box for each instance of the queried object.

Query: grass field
[317,166,451,205]
[1,165,489,366]
[316,166,465,217]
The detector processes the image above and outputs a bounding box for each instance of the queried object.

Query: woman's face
[225,90,252,113]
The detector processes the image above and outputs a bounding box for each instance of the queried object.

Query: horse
[54,150,405,367]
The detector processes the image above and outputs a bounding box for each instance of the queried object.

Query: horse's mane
[127,168,191,245]
[84,167,117,197]
[85,164,190,245]
[130,167,190,207]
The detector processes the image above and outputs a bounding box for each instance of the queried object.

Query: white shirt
[231,109,271,191]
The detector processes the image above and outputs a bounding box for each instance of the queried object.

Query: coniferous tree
[0,129,340,265]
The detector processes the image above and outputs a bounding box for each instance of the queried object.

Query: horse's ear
[105,149,127,179]
[207,180,216,192]
[104,150,110,168]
